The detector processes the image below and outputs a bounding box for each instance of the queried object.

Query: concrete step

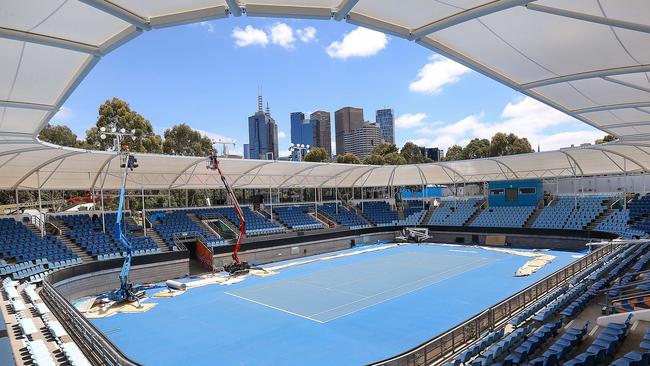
[587,207,612,230]
[348,204,375,226]
[422,208,434,225]
[464,201,486,226]
[147,229,170,253]
[50,220,94,263]
[524,205,544,228]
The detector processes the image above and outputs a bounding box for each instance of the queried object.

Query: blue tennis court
[91,243,579,365]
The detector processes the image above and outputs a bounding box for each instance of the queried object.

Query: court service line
[309,257,493,322]
[224,292,325,324]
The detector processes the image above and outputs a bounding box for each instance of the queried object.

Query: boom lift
[207,151,251,275]
[108,146,141,302]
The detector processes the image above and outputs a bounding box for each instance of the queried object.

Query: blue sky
[52,17,605,157]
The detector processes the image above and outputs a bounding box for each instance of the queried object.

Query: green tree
[371,143,398,157]
[384,152,407,165]
[162,123,213,156]
[363,154,385,165]
[489,132,533,157]
[400,142,426,163]
[304,147,330,162]
[336,153,360,164]
[445,144,464,161]
[39,124,81,148]
[596,135,616,144]
[86,98,163,153]
[463,138,490,159]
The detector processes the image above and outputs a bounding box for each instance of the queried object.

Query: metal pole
[314,186,317,217]
[100,187,106,233]
[168,190,172,208]
[15,189,19,214]
[624,158,627,209]
[37,170,44,237]
[141,177,146,237]
[361,186,365,212]
[335,185,339,214]
[269,186,273,215]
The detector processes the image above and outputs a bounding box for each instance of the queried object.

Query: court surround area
[90,243,578,365]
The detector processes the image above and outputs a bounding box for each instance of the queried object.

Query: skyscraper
[342,122,383,159]
[334,107,364,156]
[375,108,395,144]
[247,94,278,160]
[310,110,332,157]
[290,112,320,147]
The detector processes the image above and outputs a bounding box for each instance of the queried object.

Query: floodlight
[100,127,106,132]
[111,127,117,133]
[100,134,106,140]
[131,129,135,134]
[120,128,126,133]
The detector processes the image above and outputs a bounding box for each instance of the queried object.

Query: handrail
[369,242,616,366]
[40,278,142,366]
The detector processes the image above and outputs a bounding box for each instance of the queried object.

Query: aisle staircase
[524,203,545,228]
[44,220,94,262]
[147,229,171,253]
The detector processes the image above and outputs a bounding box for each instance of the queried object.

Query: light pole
[288,144,310,161]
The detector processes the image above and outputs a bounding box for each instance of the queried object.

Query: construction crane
[207,150,250,275]
[108,146,141,302]
[213,139,236,157]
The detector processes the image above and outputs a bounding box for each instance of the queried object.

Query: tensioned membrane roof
[1,0,650,190]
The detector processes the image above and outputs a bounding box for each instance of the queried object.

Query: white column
[141,178,147,237]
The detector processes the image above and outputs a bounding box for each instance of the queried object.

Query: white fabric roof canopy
[1,0,649,190]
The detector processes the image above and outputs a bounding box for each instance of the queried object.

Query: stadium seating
[398,201,426,226]
[470,205,535,228]
[196,206,285,236]
[597,208,647,239]
[0,218,78,267]
[360,201,398,226]
[533,195,610,230]
[318,203,371,229]
[428,197,482,226]
[629,193,650,221]
[56,213,161,259]
[273,205,325,230]
[149,210,225,249]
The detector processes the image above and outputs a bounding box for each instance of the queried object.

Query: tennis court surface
[91,244,578,366]
[226,251,494,323]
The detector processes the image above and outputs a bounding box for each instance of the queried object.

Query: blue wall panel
[488,179,542,206]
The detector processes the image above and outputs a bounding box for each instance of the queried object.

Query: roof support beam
[167,158,204,189]
[334,0,360,21]
[586,147,648,172]
[521,64,650,89]
[603,120,650,129]
[0,100,56,111]
[78,0,151,30]
[410,0,536,40]
[526,3,650,34]
[572,102,650,115]
[559,150,584,176]
[226,0,242,17]
[487,158,520,179]
[12,151,83,189]
[0,27,101,55]
[90,155,117,190]
[602,76,650,94]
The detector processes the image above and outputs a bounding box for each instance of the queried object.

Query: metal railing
[370,242,616,366]
[40,278,141,366]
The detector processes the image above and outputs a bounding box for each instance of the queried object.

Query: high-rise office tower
[375,108,395,144]
[334,107,364,156]
[342,122,383,159]
[310,110,332,157]
[247,94,278,160]
[290,112,320,147]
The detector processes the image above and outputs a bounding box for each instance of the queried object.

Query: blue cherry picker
[108,145,142,302]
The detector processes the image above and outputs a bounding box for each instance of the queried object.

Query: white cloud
[411,97,601,151]
[279,150,291,158]
[278,131,287,139]
[409,55,471,95]
[326,27,388,59]
[296,27,317,43]
[52,106,72,123]
[231,25,269,48]
[199,21,215,33]
[270,23,295,49]
[396,113,428,129]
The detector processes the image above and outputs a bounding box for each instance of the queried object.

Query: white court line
[589,325,599,336]
[224,292,325,324]
[309,258,493,322]
[564,319,575,329]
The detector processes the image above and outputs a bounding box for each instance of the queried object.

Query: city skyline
[52,17,604,159]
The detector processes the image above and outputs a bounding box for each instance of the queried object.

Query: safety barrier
[369,242,616,366]
[41,278,141,366]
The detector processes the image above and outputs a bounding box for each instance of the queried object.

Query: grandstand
[3,1,650,365]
